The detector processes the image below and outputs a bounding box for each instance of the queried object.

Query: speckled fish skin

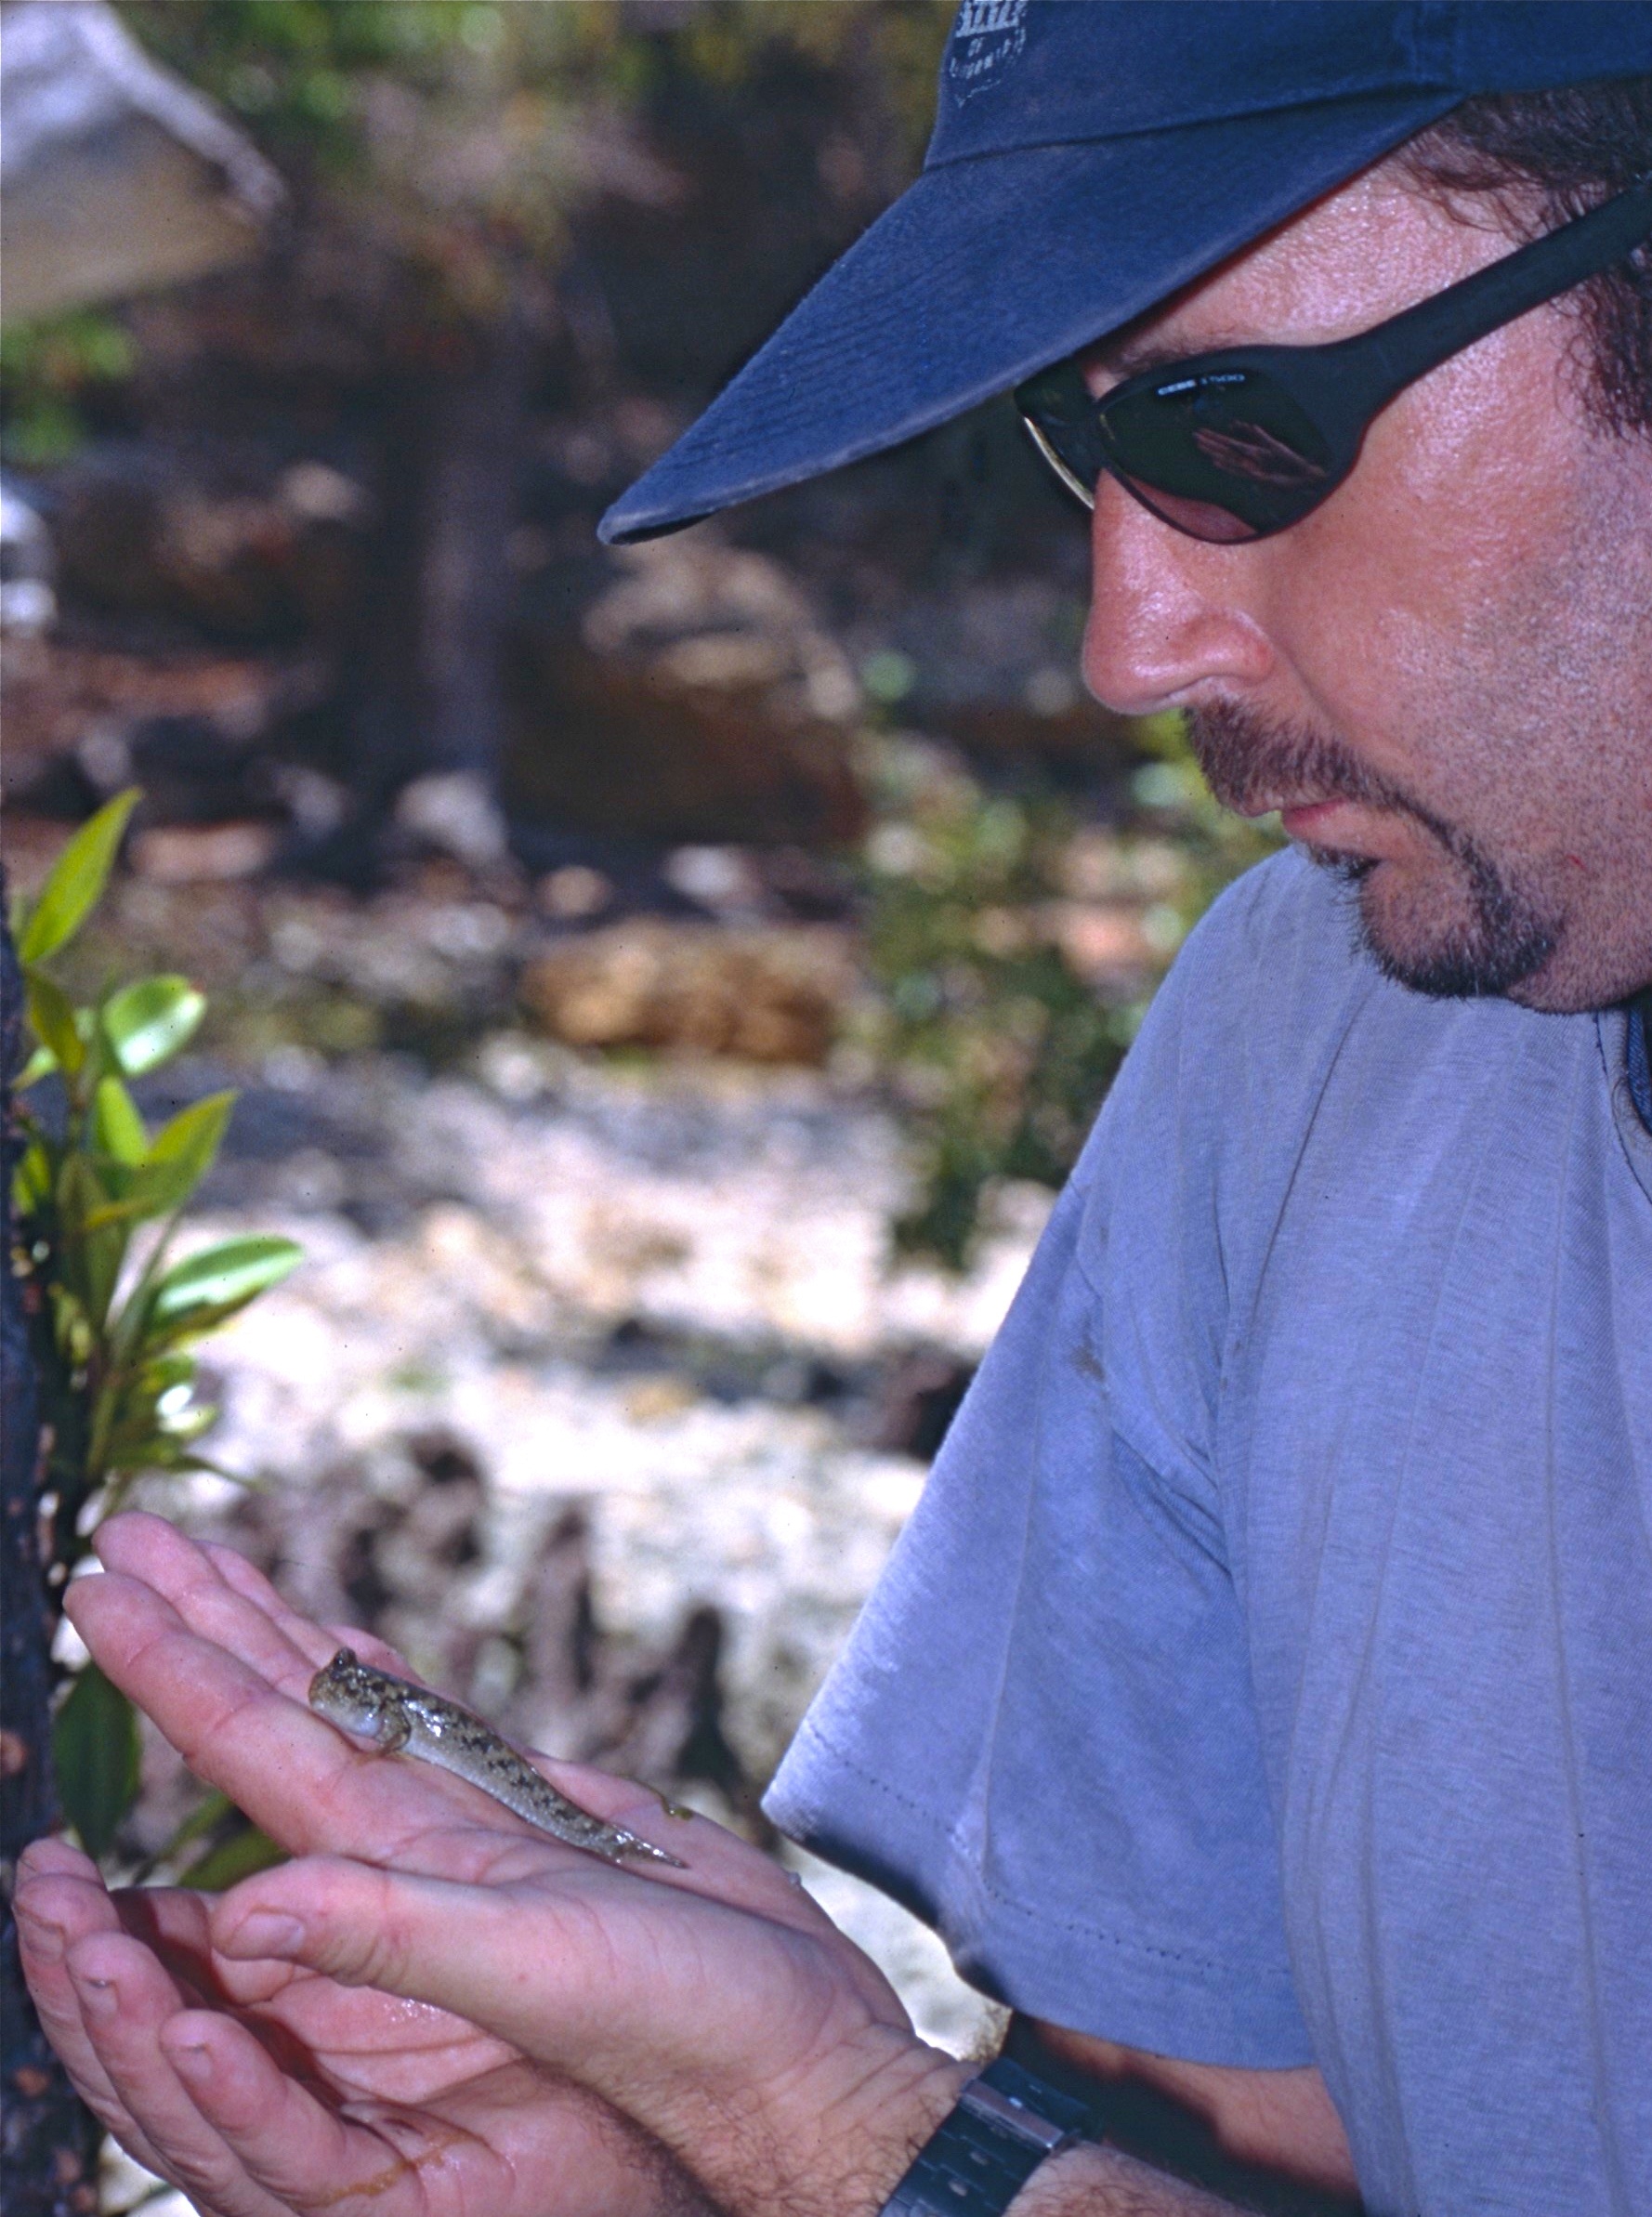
[308,1648,688,1868]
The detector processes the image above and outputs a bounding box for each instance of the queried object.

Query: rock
[503,637,865,848]
[578,532,859,728]
[503,529,865,849]
[520,920,855,1065]
[394,768,511,871]
[129,819,279,882]
[49,446,370,645]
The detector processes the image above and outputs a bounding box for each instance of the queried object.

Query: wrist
[799,2040,977,2217]
[872,2053,1101,2217]
[1011,2140,1236,2216]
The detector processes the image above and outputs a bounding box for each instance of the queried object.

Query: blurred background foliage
[856,719,1278,1264]
[2,0,1278,1265]
[0,10,1287,2186]
[0,311,139,469]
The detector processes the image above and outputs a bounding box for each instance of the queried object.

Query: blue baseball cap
[600,2,1652,545]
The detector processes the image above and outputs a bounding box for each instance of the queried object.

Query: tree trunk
[416,300,531,787]
[0,877,100,2215]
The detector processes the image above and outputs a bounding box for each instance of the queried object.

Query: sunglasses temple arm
[1320,170,1652,414]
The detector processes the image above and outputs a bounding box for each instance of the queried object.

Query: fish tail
[616,1831,688,1869]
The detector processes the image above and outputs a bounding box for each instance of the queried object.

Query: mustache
[1184,700,1561,995]
[1185,700,1418,820]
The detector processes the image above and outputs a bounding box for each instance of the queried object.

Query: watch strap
[878,2054,1095,2217]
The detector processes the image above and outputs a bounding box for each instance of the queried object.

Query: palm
[161,1942,610,2215]
[139,1893,564,2210]
[20,1515,913,2217]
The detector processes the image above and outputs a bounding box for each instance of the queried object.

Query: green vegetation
[0,308,136,466]
[856,718,1281,1268]
[9,792,302,1860]
[120,0,951,252]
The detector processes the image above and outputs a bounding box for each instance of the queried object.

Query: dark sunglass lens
[1110,483,1265,543]
[1098,368,1335,536]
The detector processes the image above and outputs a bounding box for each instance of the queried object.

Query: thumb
[212,1855,560,2009]
[209,1848,874,2097]
[209,1853,692,2062]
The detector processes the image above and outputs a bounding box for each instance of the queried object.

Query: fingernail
[75,1974,117,2019]
[227,1910,306,1957]
[170,2040,214,2082]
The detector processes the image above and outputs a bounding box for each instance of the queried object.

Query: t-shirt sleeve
[764,860,1315,2067]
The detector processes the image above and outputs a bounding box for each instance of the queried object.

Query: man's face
[1079,164,1652,1012]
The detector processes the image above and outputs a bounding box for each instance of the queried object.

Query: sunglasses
[1016,169,1652,544]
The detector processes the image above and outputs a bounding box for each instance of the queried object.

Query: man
[18,7,1652,2214]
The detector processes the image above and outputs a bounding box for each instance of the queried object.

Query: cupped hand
[17,1514,967,2217]
[18,1834,679,2217]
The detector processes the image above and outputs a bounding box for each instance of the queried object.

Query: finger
[66,1568,559,1878]
[115,1882,235,1999]
[208,1851,831,2086]
[16,1844,212,2048]
[15,1857,294,2204]
[199,1538,303,1616]
[98,1515,326,1686]
[16,1852,168,2167]
[61,1934,303,2217]
[93,1524,417,1738]
[16,1832,98,1884]
[64,1570,414,1857]
[203,1543,413,1678]
[90,1517,438,1738]
[84,1524,724,1886]
[160,2011,470,2217]
[68,1564,319,1766]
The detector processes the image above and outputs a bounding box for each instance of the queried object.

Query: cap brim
[599,89,1462,545]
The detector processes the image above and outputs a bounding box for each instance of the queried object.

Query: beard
[1185,700,1561,999]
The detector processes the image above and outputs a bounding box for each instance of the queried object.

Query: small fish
[308,1648,688,1869]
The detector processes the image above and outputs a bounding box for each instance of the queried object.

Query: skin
[20,156,1652,2217]
[1081,165,1652,1011]
[16,1515,964,2217]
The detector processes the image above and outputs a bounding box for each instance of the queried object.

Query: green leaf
[181,1819,287,1892]
[150,1235,303,1327]
[57,1152,126,1328]
[148,1089,235,1191]
[168,1789,237,1854]
[102,975,206,1077]
[18,790,140,963]
[54,1662,142,1861]
[94,1075,149,1165]
[17,1042,58,1086]
[55,1148,110,1244]
[13,1138,52,1215]
[24,968,85,1076]
[86,1089,239,1232]
[136,1351,197,1397]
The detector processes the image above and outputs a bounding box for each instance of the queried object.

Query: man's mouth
[1277,797,1357,837]
[1236,791,1363,833]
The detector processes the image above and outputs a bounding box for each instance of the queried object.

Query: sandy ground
[98,1044,1042,2209]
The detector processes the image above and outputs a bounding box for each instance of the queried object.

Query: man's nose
[1081,475,1275,716]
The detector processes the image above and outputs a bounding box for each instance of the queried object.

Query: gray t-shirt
[766,849,1652,2217]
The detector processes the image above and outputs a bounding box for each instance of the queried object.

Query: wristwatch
[878,2053,1097,2217]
